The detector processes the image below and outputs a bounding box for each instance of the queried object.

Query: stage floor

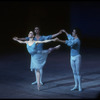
[0,48,100,99]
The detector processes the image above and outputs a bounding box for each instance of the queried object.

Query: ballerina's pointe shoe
[37,84,40,91]
[70,86,78,91]
[32,81,37,85]
[78,87,82,92]
[55,45,61,49]
[40,81,43,85]
[32,81,43,85]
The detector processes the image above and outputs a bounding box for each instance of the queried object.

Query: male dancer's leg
[75,55,82,91]
[70,56,78,91]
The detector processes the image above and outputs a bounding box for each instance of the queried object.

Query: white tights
[70,54,82,91]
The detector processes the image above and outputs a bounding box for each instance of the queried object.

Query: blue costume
[65,34,82,91]
[26,35,52,85]
[65,34,80,56]
[26,35,52,50]
[26,42,49,71]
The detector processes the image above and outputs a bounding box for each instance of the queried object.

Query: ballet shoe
[40,81,43,85]
[55,45,61,49]
[32,81,43,85]
[37,84,40,91]
[78,87,82,91]
[32,81,37,85]
[70,86,78,91]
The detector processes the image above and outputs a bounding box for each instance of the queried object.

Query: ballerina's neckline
[27,42,36,46]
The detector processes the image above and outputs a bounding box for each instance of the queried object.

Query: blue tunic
[26,35,52,50]
[26,42,49,71]
[65,34,80,56]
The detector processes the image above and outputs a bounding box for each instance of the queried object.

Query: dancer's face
[28,31,34,38]
[34,27,40,34]
[72,29,76,37]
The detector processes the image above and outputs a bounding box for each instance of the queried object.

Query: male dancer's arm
[61,29,69,36]
[56,38,66,44]
[57,37,79,46]
[43,30,62,40]
[51,30,62,38]
[66,39,79,47]
[62,29,74,40]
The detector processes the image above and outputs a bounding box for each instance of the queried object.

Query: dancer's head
[72,28,81,38]
[34,26,40,35]
[28,31,34,38]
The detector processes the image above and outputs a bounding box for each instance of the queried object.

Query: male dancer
[56,28,82,91]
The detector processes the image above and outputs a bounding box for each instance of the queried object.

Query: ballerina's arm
[56,38,66,44]
[13,37,28,44]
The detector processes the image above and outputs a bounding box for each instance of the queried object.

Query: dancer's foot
[70,86,78,91]
[32,81,37,85]
[32,81,43,85]
[54,45,61,50]
[37,84,40,91]
[78,87,82,91]
[40,81,43,85]
[48,45,61,53]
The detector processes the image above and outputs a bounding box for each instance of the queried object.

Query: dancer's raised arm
[61,29,69,36]
[51,30,62,38]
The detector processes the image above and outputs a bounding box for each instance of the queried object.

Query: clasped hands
[58,29,67,34]
[53,29,68,41]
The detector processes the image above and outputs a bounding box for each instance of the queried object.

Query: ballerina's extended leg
[48,45,61,53]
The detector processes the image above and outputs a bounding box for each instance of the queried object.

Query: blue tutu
[26,42,49,71]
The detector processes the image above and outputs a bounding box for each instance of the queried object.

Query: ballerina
[13,26,62,85]
[13,31,61,90]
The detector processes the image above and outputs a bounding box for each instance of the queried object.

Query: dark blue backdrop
[70,1,100,38]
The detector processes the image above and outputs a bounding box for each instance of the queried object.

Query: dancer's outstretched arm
[13,36,27,41]
[56,38,66,44]
[35,38,57,44]
[13,37,27,44]
[57,37,78,46]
